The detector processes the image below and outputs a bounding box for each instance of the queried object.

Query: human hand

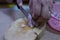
[29,0,54,26]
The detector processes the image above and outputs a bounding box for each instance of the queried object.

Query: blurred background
[0,0,60,40]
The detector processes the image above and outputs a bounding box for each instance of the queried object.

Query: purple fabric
[48,3,60,31]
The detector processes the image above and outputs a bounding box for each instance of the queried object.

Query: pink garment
[48,3,60,31]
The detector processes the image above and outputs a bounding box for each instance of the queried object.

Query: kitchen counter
[0,5,60,40]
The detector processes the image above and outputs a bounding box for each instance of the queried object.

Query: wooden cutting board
[4,18,46,40]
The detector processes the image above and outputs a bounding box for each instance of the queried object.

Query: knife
[17,4,34,27]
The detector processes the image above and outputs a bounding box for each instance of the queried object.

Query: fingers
[42,5,51,19]
[17,0,22,4]
[46,0,54,12]
[17,0,23,6]
[41,0,54,19]
[29,0,41,20]
[29,0,54,26]
[29,0,34,17]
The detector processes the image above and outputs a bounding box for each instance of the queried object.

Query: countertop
[0,5,60,40]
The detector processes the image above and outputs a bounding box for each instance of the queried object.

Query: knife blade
[17,5,34,27]
[18,6,28,18]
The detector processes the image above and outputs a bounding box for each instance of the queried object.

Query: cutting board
[4,18,46,40]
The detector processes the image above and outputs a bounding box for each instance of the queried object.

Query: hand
[29,0,54,26]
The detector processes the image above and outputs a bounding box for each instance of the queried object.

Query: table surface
[0,5,60,40]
